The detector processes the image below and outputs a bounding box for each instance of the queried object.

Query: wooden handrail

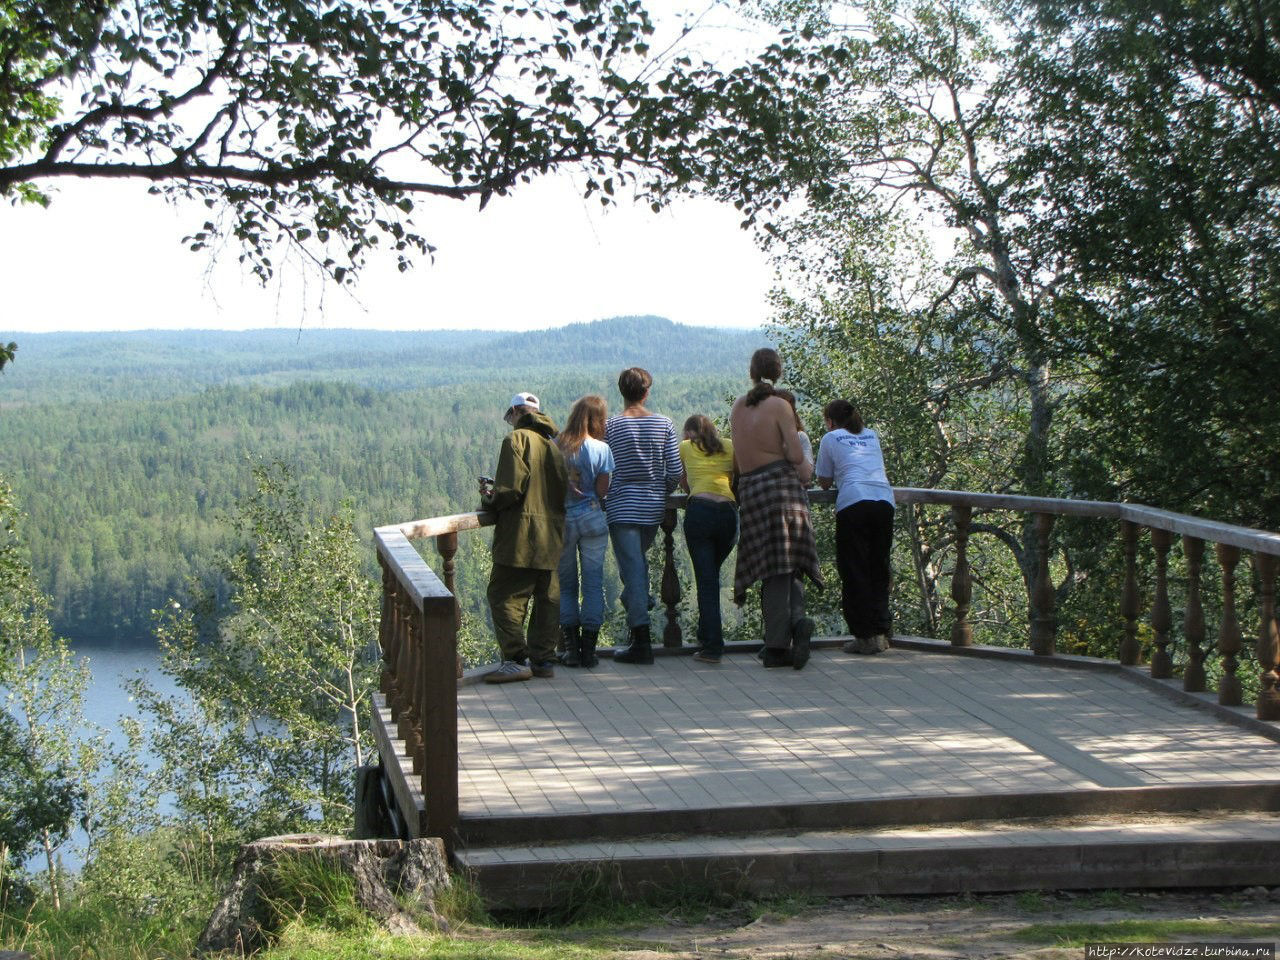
[381,489,1280,557]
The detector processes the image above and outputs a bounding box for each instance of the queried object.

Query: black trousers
[835,500,895,639]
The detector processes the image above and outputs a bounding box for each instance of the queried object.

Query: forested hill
[2,316,764,403]
[0,316,767,645]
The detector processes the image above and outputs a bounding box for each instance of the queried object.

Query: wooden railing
[372,489,1280,842]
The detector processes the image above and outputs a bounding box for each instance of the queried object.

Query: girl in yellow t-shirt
[679,415,738,664]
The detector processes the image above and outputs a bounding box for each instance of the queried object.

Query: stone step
[456,812,1280,909]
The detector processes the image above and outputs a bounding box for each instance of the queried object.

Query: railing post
[660,507,682,648]
[1217,543,1243,706]
[1119,520,1140,665]
[950,505,973,646]
[1030,512,1057,656]
[1183,536,1207,692]
[1254,552,1280,721]
[420,597,459,849]
[1149,528,1173,679]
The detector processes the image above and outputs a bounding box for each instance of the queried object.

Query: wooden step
[456,782,1280,847]
[456,812,1280,909]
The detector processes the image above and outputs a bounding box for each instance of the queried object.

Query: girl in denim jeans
[679,415,738,664]
[556,395,614,668]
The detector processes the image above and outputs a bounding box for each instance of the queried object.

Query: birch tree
[140,460,379,843]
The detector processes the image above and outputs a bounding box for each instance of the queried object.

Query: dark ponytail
[823,398,864,434]
[745,348,782,407]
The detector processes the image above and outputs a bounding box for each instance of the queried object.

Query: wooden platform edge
[371,692,426,838]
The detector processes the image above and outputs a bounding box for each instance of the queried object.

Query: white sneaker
[484,660,533,684]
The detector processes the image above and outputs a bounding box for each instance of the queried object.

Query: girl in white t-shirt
[775,389,813,477]
[815,399,896,654]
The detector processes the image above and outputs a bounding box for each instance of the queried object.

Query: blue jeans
[683,498,739,653]
[558,506,610,629]
[609,522,659,628]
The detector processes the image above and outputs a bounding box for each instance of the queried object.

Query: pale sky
[1,2,777,335]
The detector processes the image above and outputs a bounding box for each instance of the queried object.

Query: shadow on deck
[376,638,1280,907]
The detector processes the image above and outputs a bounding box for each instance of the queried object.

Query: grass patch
[258,926,634,960]
[433,870,492,930]
[488,863,771,928]
[1014,918,1280,946]
[0,888,212,960]
[260,852,377,935]
[1068,889,1144,912]
[497,870,826,930]
[1012,889,1144,914]
[1014,890,1051,913]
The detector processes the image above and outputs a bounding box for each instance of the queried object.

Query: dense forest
[0,317,766,645]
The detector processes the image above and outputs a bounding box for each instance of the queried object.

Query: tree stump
[196,833,450,955]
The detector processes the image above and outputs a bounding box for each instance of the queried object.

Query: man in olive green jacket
[482,392,569,683]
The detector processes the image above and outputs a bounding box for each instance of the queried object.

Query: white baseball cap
[504,391,540,422]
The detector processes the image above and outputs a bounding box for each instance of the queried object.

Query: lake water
[41,641,177,873]
[74,640,178,752]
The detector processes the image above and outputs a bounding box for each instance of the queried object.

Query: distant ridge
[5,317,770,401]
[460,315,766,373]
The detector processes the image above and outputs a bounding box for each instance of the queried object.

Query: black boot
[761,646,793,668]
[560,625,581,667]
[580,629,599,669]
[613,625,654,664]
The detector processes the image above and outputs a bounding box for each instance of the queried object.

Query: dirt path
[616,889,1280,959]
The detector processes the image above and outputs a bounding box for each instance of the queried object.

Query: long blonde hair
[682,414,726,456]
[559,395,608,456]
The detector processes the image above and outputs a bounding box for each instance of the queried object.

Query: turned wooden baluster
[435,532,461,628]
[1254,552,1280,720]
[1119,520,1141,665]
[379,558,400,699]
[1149,528,1173,679]
[660,508,683,647]
[1030,513,1057,656]
[393,590,413,721]
[1217,543,1243,706]
[1182,537,1207,692]
[415,606,434,778]
[436,532,464,678]
[950,505,973,646]
[398,593,425,767]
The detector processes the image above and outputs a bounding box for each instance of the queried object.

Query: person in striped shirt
[604,367,682,664]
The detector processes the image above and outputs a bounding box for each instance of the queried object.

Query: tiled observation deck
[457,642,1280,822]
